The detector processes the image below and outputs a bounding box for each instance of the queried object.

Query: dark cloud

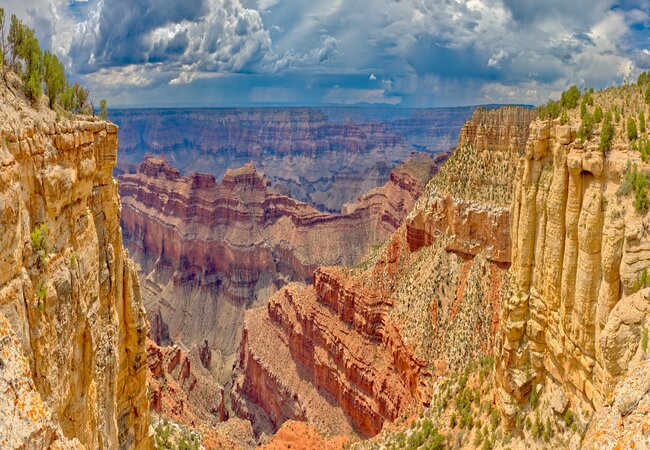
[11,0,648,106]
[69,0,274,74]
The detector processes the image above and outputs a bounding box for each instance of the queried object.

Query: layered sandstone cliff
[495,86,650,432]
[0,82,150,448]
[232,106,535,437]
[118,154,444,383]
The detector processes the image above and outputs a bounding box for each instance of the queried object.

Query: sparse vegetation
[30,223,48,267]
[634,171,649,213]
[35,281,46,312]
[628,117,638,141]
[640,111,646,133]
[599,112,614,152]
[563,409,575,428]
[0,8,92,112]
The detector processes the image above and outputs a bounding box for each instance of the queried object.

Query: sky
[4,0,650,107]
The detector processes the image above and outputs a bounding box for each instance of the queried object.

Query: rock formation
[147,338,226,428]
[232,106,536,437]
[495,85,650,431]
[0,313,80,449]
[118,153,446,383]
[0,80,150,448]
[111,106,473,211]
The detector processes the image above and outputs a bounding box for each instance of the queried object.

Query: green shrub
[564,409,575,427]
[561,85,581,109]
[560,109,569,125]
[42,51,66,108]
[538,99,560,120]
[30,223,48,251]
[490,408,501,431]
[599,112,614,152]
[593,106,603,123]
[99,99,108,119]
[35,281,46,311]
[628,117,638,141]
[642,327,648,353]
[578,113,593,142]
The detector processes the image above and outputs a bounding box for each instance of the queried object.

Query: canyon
[2,59,649,450]
[231,84,650,449]
[0,76,150,448]
[111,106,474,212]
[117,152,446,388]
[231,106,537,438]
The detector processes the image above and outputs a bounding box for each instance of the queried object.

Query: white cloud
[487,50,509,69]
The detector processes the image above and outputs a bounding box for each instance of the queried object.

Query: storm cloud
[9,0,650,106]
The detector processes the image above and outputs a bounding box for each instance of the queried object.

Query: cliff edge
[0,77,151,448]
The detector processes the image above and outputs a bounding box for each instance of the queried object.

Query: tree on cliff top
[561,85,581,109]
[43,51,66,108]
[0,10,93,113]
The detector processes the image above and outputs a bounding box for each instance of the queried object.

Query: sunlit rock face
[0,84,150,449]
[495,87,650,433]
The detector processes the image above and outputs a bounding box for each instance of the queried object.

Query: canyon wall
[0,83,150,448]
[232,106,536,437]
[495,86,650,434]
[147,338,226,428]
[118,154,445,382]
[111,107,473,212]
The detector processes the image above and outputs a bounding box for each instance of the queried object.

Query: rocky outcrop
[232,106,535,437]
[0,313,80,449]
[583,354,650,449]
[147,339,226,428]
[406,107,536,263]
[495,88,650,426]
[111,107,473,211]
[0,82,150,448]
[118,154,445,382]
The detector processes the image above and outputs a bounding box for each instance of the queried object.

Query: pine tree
[43,51,66,108]
[99,99,108,119]
[628,117,638,141]
[600,112,614,152]
[7,14,22,69]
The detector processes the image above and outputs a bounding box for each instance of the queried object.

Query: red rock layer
[406,195,511,262]
[118,154,445,379]
[232,107,535,438]
[147,338,226,428]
